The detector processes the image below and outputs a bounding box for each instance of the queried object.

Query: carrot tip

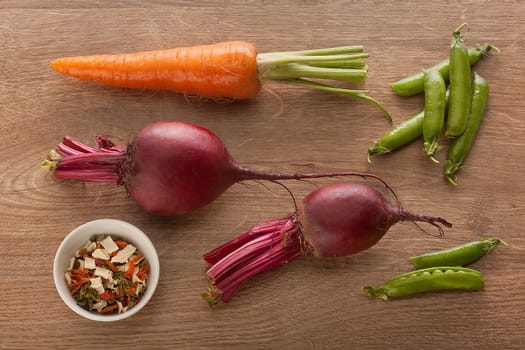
[50,59,68,75]
[50,59,59,71]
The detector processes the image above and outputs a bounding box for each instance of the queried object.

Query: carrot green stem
[257,45,392,120]
[258,46,369,83]
[261,64,367,83]
[259,53,369,66]
[289,79,392,122]
[307,59,367,69]
[261,45,364,57]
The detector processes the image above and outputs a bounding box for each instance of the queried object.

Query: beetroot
[43,120,388,216]
[202,182,451,305]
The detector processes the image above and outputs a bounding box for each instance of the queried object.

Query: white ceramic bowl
[53,219,159,321]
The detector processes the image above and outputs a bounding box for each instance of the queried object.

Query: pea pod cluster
[363,237,506,300]
[369,24,499,185]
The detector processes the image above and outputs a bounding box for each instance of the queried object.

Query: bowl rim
[53,218,160,322]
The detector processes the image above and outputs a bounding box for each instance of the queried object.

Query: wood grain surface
[1,1,524,349]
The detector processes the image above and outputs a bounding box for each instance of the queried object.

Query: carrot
[52,41,260,100]
[126,253,144,278]
[69,278,90,295]
[130,253,144,265]
[127,262,135,279]
[100,304,119,314]
[105,260,119,272]
[70,284,83,296]
[51,41,391,120]
[114,240,127,248]
[137,266,149,281]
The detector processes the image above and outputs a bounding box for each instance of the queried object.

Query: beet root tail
[399,211,452,237]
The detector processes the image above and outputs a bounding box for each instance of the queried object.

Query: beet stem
[203,216,291,265]
[207,233,285,281]
[43,136,127,183]
[202,215,302,306]
[236,166,399,202]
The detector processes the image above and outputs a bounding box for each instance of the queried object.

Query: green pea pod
[445,72,489,185]
[409,237,506,269]
[367,111,424,161]
[368,89,450,161]
[422,69,446,162]
[446,23,471,137]
[363,267,484,300]
[389,43,497,97]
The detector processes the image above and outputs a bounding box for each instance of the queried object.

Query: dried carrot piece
[70,284,83,296]
[130,253,144,265]
[137,266,149,281]
[100,304,119,314]
[114,240,128,248]
[105,260,119,272]
[127,262,135,279]
[69,278,90,295]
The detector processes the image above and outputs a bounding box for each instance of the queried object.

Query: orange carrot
[51,41,260,100]
[114,240,128,248]
[127,262,135,278]
[70,284,83,296]
[100,304,119,314]
[105,260,119,272]
[70,278,90,295]
[137,266,149,281]
[130,253,144,265]
[50,41,391,119]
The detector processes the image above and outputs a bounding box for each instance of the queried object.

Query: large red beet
[44,120,386,216]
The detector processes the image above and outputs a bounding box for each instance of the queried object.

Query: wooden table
[1,1,523,349]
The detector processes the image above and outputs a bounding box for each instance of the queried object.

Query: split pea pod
[446,23,471,137]
[409,237,506,269]
[368,90,450,161]
[362,267,484,300]
[445,72,489,185]
[389,43,497,97]
[422,69,446,162]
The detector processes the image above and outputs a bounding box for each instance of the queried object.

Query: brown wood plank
[0,1,523,349]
